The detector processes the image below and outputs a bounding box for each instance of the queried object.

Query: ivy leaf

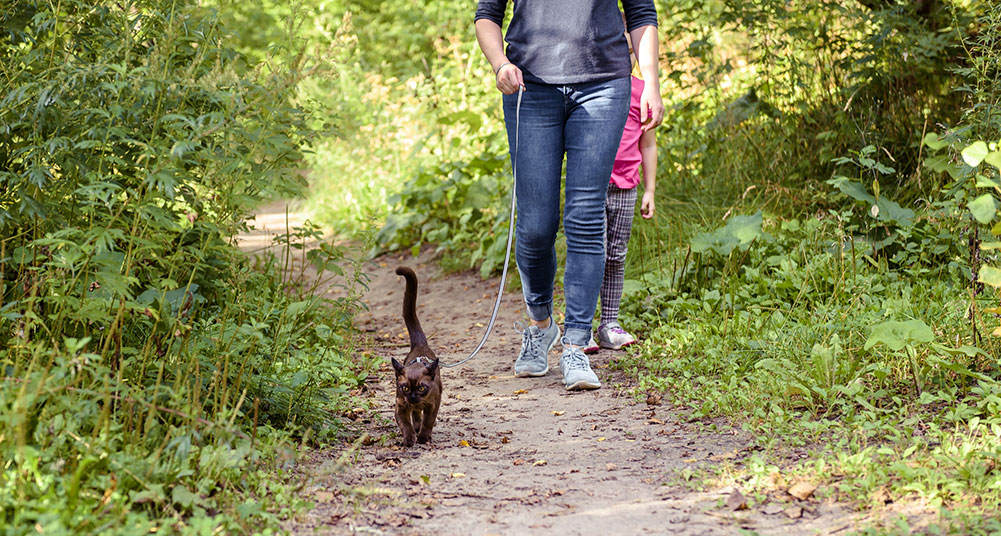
[962,141,989,168]
[969,193,996,224]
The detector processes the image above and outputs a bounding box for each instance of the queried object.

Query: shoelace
[514,321,541,359]
[562,347,590,371]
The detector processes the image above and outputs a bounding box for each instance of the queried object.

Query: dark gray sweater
[474,0,658,85]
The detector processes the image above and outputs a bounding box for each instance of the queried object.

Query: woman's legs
[502,76,630,347]
[503,82,565,324]
[562,77,631,346]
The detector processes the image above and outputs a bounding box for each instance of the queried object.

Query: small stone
[783,506,803,519]
[762,504,784,515]
[788,481,817,500]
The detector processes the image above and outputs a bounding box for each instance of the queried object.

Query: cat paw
[401,435,416,447]
[416,433,432,444]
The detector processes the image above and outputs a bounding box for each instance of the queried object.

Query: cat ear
[391,357,404,374]
[425,357,439,377]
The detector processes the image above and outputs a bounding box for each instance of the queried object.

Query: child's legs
[503,82,566,322]
[600,184,638,327]
[562,76,631,345]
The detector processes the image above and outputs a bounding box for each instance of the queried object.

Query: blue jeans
[502,77,631,346]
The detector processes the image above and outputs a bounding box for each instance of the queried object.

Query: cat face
[392,357,438,404]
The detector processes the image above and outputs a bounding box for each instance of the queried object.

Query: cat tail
[395,266,428,348]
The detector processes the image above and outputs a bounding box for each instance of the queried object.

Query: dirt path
[243,202,863,536]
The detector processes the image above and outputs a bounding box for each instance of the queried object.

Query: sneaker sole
[598,339,636,351]
[582,345,600,355]
[565,378,601,390]
[514,325,560,377]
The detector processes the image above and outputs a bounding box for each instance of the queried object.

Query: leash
[441,86,523,368]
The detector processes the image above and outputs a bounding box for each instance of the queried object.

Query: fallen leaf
[459,440,470,447]
[513,458,525,466]
[533,460,547,466]
[788,481,817,501]
[501,436,510,444]
[450,473,466,478]
[596,437,607,442]
[513,389,528,395]
[764,471,786,489]
[726,490,748,511]
[783,506,803,519]
[606,463,617,471]
[552,411,565,416]
[682,458,697,463]
[648,418,664,425]
[646,393,663,406]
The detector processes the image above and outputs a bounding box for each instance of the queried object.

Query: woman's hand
[639,84,663,132]
[495,63,525,95]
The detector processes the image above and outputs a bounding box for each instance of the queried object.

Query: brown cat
[391,266,443,447]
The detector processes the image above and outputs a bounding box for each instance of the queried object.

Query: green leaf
[922,132,949,151]
[962,141,989,168]
[975,174,1001,188]
[985,151,1001,170]
[979,265,1001,287]
[969,193,996,224]
[690,211,764,256]
[171,485,200,508]
[865,320,935,351]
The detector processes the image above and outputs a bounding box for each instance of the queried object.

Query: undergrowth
[1,2,374,533]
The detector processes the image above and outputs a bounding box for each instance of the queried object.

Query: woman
[474,1,663,390]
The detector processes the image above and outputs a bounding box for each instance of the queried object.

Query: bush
[0,1,371,532]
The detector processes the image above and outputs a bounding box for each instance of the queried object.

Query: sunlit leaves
[962,141,990,168]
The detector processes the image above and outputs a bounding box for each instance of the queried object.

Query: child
[585,30,657,353]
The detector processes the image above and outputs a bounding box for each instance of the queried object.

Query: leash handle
[441,87,523,368]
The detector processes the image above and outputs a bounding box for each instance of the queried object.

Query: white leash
[441,87,523,368]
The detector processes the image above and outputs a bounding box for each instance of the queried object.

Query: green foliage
[614,211,1001,516]
[0,1,372,533]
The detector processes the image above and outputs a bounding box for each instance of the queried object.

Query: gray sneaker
[559,341,601,390]
[514,319,560,377]
[597,322,636,350]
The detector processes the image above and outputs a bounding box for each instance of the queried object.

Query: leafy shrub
[0,1,371,532]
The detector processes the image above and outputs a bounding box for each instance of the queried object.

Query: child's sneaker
[597,322,636,350]
[582,336,600,355]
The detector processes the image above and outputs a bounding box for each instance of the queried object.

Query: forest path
[241,201,863,536]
